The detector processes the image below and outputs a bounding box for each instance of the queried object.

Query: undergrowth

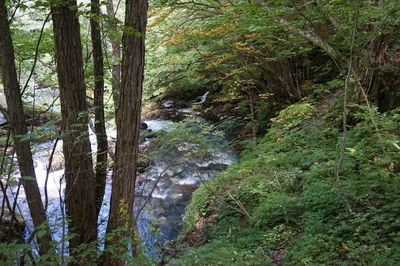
[170,97,400,265]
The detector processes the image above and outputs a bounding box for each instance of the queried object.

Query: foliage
[0,221,155,265]
[146,0,399,101]
[170,239,271,265]
[2,0,400,264]
[175,99,400,264]
[148,118,229,163]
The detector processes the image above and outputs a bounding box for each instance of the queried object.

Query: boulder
[140,122,148,130]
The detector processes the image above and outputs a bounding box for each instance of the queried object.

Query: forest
[0,0,399,265]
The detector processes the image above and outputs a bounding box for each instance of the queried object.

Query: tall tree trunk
[90,0,108,217]
[102,0,148,264]
[51,0,97,252]
[106,0,121,114]
[0,0,52,255]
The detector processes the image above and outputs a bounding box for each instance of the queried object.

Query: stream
[1,93,236,259]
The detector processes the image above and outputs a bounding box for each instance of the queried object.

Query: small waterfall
[192,91,210,105]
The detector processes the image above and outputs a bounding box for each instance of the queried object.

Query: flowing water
[1,95,236,258]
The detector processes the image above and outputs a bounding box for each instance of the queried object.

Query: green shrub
[174,98,400,265]
[169,239,271,266]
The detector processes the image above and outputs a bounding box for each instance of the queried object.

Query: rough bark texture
[90,0,108,217]
[51,0,97,251]
[0,0,52,255]
[106,0,122,114]
[102,0,148,264]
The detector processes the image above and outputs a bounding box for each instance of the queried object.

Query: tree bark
[106,0,122,115]
[51,0,97,252]
[90,0,108,217]
[0,0,52,255]
[102,0,148,264]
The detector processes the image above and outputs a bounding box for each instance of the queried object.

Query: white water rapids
[1,94,236,258]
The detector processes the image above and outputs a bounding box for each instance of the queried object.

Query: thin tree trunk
[106,0,122,114]
[102,0,148,264]
[0,0,52,255]
[51,0,97,252]
[247,91,257,152]
[90,0,108,217]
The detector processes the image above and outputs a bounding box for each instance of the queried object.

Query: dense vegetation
[0,0,399,264]
[173,98,400,265]
[144,0,400,264]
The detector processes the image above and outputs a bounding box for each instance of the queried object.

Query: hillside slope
[167,94,400,265]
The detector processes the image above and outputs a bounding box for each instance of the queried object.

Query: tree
[51,0,97,251]
[90,0,108,217]
[102,0,148,264]
[105,0,122,114]
[0,0,52,255]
